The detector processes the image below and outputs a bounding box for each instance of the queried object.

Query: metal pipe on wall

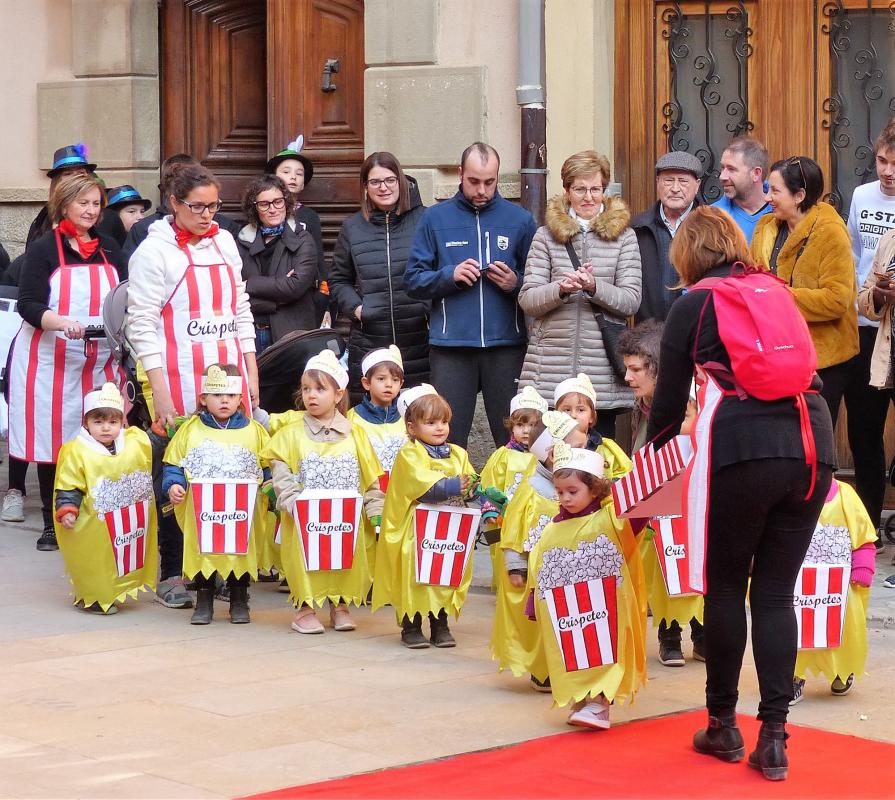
[517,0,547,225]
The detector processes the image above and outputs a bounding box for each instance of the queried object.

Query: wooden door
[160,0,364,249]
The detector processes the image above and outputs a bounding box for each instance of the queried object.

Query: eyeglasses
[366,176,399,189]
[176,198,223,215]
[254,197,286,211]
[569,185,604,198]
[789,158,807,188]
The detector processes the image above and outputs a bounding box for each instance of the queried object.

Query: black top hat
[106,185,152,212]
[47,143,97,178]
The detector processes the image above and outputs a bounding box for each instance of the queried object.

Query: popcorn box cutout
[192,480,258,555]
[414,503,481,587]
[652,515,700,596]
[293,490,361,571]
[273,517,282,545]
[795,563,850,650]
[612,436,693,518]
[544,577,619,672]
[104,499,150,577]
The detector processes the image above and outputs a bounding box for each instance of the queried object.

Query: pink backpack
[692,262,819,495]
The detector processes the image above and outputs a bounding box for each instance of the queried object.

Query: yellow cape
[262,422,383,608]
[529,497,647,707]
[164,416,269,581]
[373,440,476,621]
[640,518,704,628]
[55,428,158,611]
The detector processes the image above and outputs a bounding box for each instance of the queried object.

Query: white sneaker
[1,490,25,522]
[567,698,611,730]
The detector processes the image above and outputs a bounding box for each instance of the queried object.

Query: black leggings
[8,455,56,530]
[703,458,832,723]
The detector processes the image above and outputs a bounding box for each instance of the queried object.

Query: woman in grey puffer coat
[518,151,642,435]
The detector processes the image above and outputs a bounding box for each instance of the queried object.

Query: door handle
[322,58,340,93]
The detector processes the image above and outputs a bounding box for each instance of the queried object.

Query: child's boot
[191,574,215,625]
[228,574,250,624]
[401,613,429,648]
[693,711,745,762]
[748,721,789,781]
[429,609,456,648]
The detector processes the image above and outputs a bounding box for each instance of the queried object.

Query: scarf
[260,222,285,238]
[57,219,100,260]
[506,436,528,453]
[354,396,401,424]
[421,441,452,459]
[554,496,603,522]
[172,220,219,249]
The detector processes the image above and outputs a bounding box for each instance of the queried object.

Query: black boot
[748,721,789,781]
[190,575,215,625]
[401,613,429,648]
[37,510,58,551]
[429,610,456,648]
[693,712,745,762]
[228,575,250,624]
[658,620,684,666]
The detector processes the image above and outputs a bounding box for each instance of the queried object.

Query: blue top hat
[47,143,97,178]
[106,185,152,212]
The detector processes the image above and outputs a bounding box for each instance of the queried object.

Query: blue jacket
[403,190,537,347]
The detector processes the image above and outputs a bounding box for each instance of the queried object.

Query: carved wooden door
[160,0,364,247]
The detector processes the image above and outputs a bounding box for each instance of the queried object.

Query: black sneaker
[830,674,855,696]
[790,678,805,706]
[36,529,58,551]
[659,641,685,667]
[530,674,552,693]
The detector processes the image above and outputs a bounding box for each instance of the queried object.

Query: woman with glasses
[518,150,642,438]
[752,156,858,425]
[236,175,318,354]
[329,151,429,401]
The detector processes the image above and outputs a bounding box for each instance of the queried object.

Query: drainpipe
[517,0,547,225]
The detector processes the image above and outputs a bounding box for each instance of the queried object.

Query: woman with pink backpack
[646,206,835,782]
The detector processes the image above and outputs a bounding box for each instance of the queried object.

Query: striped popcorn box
[795,564,850,650]
[612,435,692,518]
[544,577,619,672]
[293,490,362,571]
[414,503,481,587]
[104,499,150,577]
[192,479,259,555]
[652,515,699,596]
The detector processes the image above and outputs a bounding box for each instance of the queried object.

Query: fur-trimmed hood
[545,194,631,244]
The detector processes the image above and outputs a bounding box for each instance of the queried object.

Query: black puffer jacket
[330,186,429,399]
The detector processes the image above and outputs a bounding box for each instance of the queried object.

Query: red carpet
[243,710,893,800]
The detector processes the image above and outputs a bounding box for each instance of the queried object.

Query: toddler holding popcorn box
[262,349,384,634]
[528,442,647,730]
[373,385,481,649]
[163,364,270,625]
[54,382,158,615]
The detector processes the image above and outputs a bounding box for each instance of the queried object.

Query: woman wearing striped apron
[128,165,258,609]
[6,172,126,551]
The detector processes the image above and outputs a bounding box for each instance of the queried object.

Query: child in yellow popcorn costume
[54,383,158,614]
[263,349,384,634]
[164,364,270,625]
[479,386,547,588]
[792,479,876,703]
[491,410,583,690]
[530,443,647,730]
[553,373,632,479]
[347,345,408,573]
[373,385,480,648]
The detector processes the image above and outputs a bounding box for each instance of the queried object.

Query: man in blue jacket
[404,142,537,447]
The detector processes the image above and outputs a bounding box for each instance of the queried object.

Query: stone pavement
[1,492,893,799]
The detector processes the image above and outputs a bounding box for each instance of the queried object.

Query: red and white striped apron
[8,232,120,463]
[157,240,248,415]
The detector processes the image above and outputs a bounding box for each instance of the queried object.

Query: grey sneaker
[155,577,193,609]
[1,489,25,522]
[790,678,806,706]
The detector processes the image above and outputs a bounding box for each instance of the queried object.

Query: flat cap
[655,151,703,178]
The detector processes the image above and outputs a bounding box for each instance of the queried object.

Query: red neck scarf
[172,220,219,249]
[57,219,100,260]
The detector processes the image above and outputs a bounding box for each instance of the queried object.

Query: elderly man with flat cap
[632,151,703,322]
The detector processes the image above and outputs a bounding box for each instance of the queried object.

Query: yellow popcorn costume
[639,518,704,629]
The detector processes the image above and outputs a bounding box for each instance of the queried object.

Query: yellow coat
[640,517,704,628]
[262,423,383,608]
[54,428,158,612]
[752,202,858,369]
[491,462,555,680]
[164,416,269,581]
[795,481,875,683]
[529,497,647,707]
[373,440,476,621]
